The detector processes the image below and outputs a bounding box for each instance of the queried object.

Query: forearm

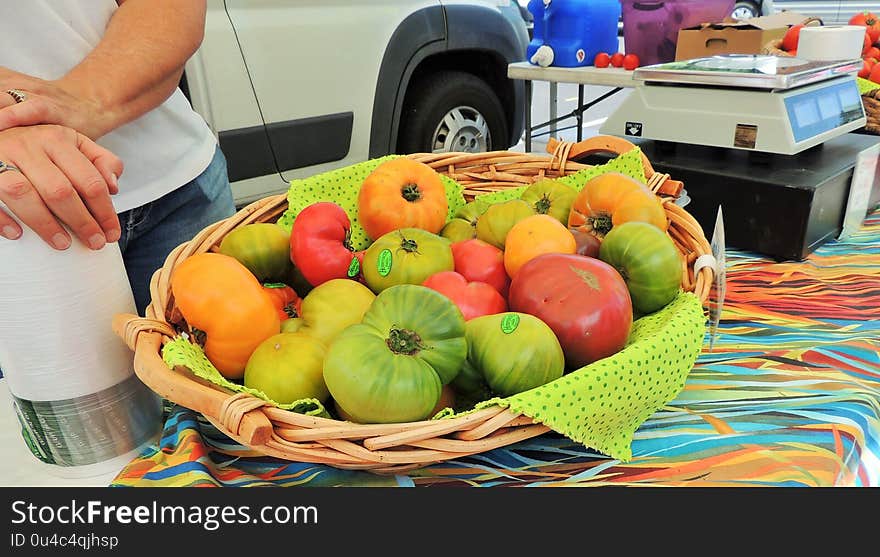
[59,0,206,137]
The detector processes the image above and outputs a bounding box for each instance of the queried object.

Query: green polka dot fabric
[492,292,705,462]
[161,337,329,417]
[859,77,879,95]
[276,155,467,251]
[473,147,648,206]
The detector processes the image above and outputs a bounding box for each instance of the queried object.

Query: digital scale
[594,55,880,260]
[601,55,867,155]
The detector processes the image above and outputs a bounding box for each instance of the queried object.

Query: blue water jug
[527,0,621,68]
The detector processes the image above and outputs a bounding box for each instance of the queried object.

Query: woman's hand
[0,125,124,250]
[0,70,109,140]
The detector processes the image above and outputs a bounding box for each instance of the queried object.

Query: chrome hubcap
[732,6,756,20]
[431,106,491,153]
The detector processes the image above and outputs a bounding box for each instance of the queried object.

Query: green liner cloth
[858,77,880,95]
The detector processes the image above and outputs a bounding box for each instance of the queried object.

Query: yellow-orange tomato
[171,253,281,380]
[503,214,577,278]
[568,173,667,241]
[358,158,448,240]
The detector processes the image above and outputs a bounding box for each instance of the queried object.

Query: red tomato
[262,283,301,320]
[622,54,640,71]
[861,58,876,79]
[782,24,804,52]
[451,239,510,298]
[865,47,880,61]
[865,32,874,54]
[509,253,632,369]
[610,53,625,68]
[594,52,611,68]
[422,271,507,321]
[290,202,362,287]
[850,12,880,43]
[570,228,601,258]
[870,63,880,84]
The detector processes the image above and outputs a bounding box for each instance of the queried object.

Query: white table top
[507,61,640,88]
[0,378,123,487]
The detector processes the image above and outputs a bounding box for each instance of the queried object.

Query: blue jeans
[118,146,236,315]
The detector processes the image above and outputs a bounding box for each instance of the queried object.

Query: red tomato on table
[594,52,611,68]
[422,271,507,321]
[623,54,640,71]
[509,253,632,369]
[610,52,625,68]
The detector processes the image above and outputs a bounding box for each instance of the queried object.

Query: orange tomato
[358,158,449,240]
[568,173,667,241]
[503,214,577,278]
[171,253,281,380]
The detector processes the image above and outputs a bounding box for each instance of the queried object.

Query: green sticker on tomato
[347,256,360,278]
[500,313,520,334]
[377,249,393,277]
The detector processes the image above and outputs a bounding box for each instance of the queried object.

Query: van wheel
[398,71,508,154]
[732,1,760,20]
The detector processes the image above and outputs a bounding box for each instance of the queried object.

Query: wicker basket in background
[760,17,823,57]
[113,138,715,473]
[864,89,880,134]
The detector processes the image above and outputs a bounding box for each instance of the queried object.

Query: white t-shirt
[0,0,217,213]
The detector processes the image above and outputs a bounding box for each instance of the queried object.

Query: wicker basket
[864,89,880,134]
[113,138,715,473]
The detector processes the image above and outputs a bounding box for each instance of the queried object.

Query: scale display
[784,79,865,143]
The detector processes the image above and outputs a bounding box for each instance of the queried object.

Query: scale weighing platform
[596,55,880,260]
[601,55,866,155]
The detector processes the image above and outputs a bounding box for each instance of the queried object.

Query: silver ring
[0,160,21,174]
[5,89,26,104]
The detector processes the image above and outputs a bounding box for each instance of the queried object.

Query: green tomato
[219,223,293,282]
[475,199,535,249]
[465,312,564,397]
[520,179,577,226]
[294,279,375,344]
[362,228,454,293]
[244,333,328,404]
[450,358,493,410]
[323,285,467,423]
[440,200,489,242]
[440,219,477,243]
[599,221,682,315]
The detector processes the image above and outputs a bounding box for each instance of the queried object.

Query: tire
[398,71,509,155]
[732,1,760,20]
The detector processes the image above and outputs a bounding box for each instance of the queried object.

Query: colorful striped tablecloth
[112,212,880,487]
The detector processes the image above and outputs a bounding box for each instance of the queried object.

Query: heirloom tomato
[509,253,632,369]
[358,158,448,240]
[290,202,362,287]
[440,200,488,242]
[475,199,535,249]
[286,278,375,344]
[464,312,564,397]
[218,223,293,283]
[568,172,667,241]
[451,239,509,297]
[570,227,601,258]
[362,228,454,293]
[244,333,328,404]
[262,283,301,320]
[520,179,577,226]
[323,285,467,423]
[599,222,682,315]
[171,253,281,379]
[503,214,577,279]
[422,271,507,321]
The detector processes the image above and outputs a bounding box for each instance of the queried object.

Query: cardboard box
[675,12,812,61]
